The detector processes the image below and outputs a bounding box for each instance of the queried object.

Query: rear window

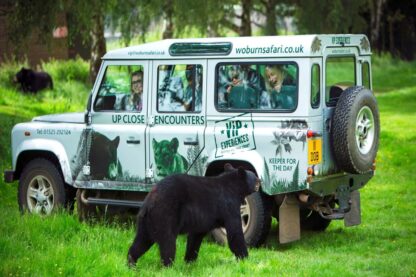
[216,63,298,112]
[362,61,371,89]
[325,56,355,106]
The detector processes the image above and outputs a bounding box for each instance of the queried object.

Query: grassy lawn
[0,55,415,276]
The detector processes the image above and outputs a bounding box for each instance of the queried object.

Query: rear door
[148,60,207,181]
[322,47,359,175]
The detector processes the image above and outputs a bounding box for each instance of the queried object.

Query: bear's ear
[170,137,179,151]
[224,163,234,171]
[152,138,157,148]
[113,136,120,148]
[237,166,246,178]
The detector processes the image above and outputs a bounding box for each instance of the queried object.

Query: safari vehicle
[4,34,379,245]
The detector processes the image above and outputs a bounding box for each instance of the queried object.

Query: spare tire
[331,86,380,174]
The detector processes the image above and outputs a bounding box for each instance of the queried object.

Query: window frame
[155,63,204,114]
[362,61,371,89]
[325,55,356,107]
[93,64,145,113]
[214,61,299,113]
[311,63,321,109]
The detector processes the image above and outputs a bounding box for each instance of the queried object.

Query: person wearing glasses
[121,70,143,111]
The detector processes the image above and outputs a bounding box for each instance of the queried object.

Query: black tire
[211,191,272,247]
[300,209,331,231]
[332,86,380,174]
[18,158,66,215]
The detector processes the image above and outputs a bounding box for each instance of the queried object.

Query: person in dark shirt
[227,69,256,109]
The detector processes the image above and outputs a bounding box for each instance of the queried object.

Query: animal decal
[152,138,188,177]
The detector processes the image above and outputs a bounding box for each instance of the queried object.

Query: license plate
[308,138,322,165]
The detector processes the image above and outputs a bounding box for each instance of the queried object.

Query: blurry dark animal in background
[14,67,53,93]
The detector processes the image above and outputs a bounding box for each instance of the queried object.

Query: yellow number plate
[308,138,322,165]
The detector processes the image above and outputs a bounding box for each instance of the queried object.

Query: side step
[86,197,144,208]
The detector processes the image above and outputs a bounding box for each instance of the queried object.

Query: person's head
[230,70,241,86]
[131,71,143,95]
[265,65,286,89]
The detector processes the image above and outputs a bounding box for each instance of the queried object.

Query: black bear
[127,164,260,267]
[14,67,53,93]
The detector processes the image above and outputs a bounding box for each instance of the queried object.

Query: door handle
[184,140,198,146]
[127,139,140,144]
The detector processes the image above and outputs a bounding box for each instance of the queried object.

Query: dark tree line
[295,0,416,60]
[2,0,415,82]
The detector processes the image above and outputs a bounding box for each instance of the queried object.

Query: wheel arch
[205,151,267,194]
[14,139,73,185]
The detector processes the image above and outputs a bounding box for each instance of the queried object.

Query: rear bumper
[307,171,374,196]
[3,170,15,183]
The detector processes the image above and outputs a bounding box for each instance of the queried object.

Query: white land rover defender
[4,34,379,245]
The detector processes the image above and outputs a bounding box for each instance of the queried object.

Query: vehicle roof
[103,34,371,60]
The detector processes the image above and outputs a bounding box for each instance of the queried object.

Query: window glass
[362,61,370,89]
[311,64,320,109]
[325,56,355,106]
[94,65,144,112]
[216,63,298,111]
[157,64,203,112]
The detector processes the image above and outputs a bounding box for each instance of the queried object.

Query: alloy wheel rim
[355,106,375,155]
[219,198,251,235]
[26,175,54,215]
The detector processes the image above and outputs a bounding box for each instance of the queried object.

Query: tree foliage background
[2,0,415,81]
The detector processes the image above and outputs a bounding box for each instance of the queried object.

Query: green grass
[1,55,416,276]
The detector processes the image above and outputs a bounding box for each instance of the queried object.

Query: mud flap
[344,190,361,227]
[279,194,300,244]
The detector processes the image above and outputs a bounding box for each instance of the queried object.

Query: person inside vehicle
[121,70,143,111]
[181,65,202,111]
[226,68,257,109]
[265,65,296,109]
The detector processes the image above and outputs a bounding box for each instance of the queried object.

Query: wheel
[300,209,331,231]
[212,191,272,247]
[18,158,66,215]
[332,86,380,174]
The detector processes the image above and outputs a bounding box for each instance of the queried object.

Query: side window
[362,61,371,89]
[94,65,144,112]
[325,56,355,106]
[157,64,203,112]
[311,64,320,109]
[216,63,298,112]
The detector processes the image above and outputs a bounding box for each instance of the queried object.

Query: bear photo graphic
[71,130,123,181]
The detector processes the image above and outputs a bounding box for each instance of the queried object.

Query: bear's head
[14,67,31,84]
[224,163,260,196]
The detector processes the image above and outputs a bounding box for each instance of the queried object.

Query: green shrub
[0,59,90,117]
[372,53,416,92]
[42,58,89,84]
